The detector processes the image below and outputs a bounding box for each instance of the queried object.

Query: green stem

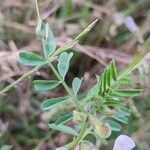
[0,20,98,95]
[48,62,84,112]
[0,64,43,95]
[64,122,87,149]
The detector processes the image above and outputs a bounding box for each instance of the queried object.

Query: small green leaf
[85,83,99,101]
[0,145,12,150]
[57,52,73,79]
[19,52,46,66]
[106,67,111,87]
[103,99,124,107]
[112,113,128,124]
[99,73,104,95]
[110,60,117,81]
[49,123,78,136]
[111,89,143,97]
[105,120,121,132]
[103,69,107,93]
[55,113,73,125]
[36,20,46,38]
[33,80,60,91]
[119,107,131,117]
[72,77,82,96]
[42,96,69,110]
[42,23,56,57]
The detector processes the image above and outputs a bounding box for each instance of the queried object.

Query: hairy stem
[48,62,84,112]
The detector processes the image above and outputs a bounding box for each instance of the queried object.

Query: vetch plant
[0,0,150,149]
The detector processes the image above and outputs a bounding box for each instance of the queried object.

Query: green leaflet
[42,96,69,111]
[99,60,117,95]
[105,120,121,132]
[110,60,117,81]
[85,83,99,101]
[112,113,128,124]
[0,145,12,150]
[55,113,73,125]
[72,77,82,96]
[42,23,56,57]
[111,89,143,97]
[118,107,131,117]
[33,80,60,91]
[103,99,124,107]
[36,20,46,39]
[57,52,73,80]
[19,52,46,66]
[49,123,78,136]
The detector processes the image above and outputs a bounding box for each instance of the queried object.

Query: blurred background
[0,0,150,149]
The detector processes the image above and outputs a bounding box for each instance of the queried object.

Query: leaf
[99,60,117,95]
[112,113,128,124]
[57,52,73,79]
[85,83,99,101]
[33,80,60,91]
[110,60,117,81]
[19,52,46,66]
[105,120,121,132]
[103,99,124,107]
[49,123,78,136]
[42,96,69,111]
[111,89,143,97]
[119,107,131,117]
[42,23,56,57]
[99,73,104,95]
[36,20,46,38]
[55,113,73,125]
[0,145,12,150]
[72,77,82,96]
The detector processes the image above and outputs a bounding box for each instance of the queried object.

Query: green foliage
[0,145,12,150]
[55,113,73,125]
[49,123,78,136]
[112,113,128,124]
[72,77,82,96]
[33,80,60,91]
[99,60,117,96]
[42,23,56,57]
[57,52,73,80]
[110,89,143,97]
[19,52,46,66]
[42,96,69,111]
[36,20,46,39]
[105,120,121,132]
[14,9,145,149]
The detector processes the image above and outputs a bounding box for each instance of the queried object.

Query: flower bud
[94,122,111,138]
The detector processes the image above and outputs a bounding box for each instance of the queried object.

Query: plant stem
[0,20,98,95]
[35,0,40,20]
[64,122,87,149]
[48,62,84,112]
[0,64,43,95]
